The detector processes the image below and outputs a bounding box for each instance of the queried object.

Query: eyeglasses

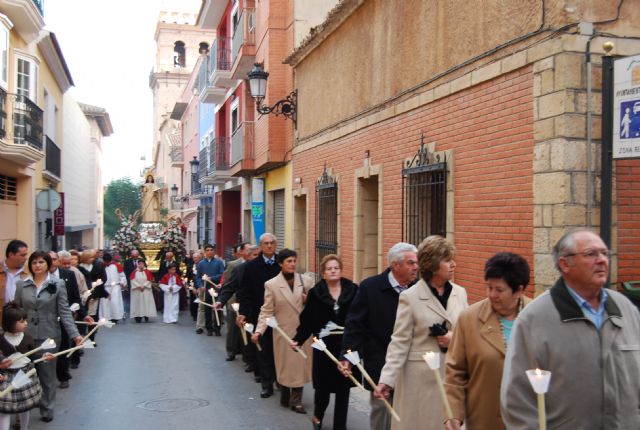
[562,249,611,260]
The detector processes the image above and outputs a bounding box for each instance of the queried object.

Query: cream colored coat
[379,279,468,430]
[256,272,313,388]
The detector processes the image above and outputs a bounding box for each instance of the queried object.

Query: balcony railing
[209,137,230,172]
[198,146,209,178]
[209,37,231,81]
[231,122,254,166]
[45,136,60,178]
[231,8,255,65]
[14,94,44,150]
[0,89,44,151]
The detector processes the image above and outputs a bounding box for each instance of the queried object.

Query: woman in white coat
[375,236,468,430]
[129,260,157,323]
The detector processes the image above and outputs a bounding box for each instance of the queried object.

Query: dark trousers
[225,304,242,356]
[70,322,86,366]
[204,290,222,333]
[242,340,259,376]
[56,324,71,383]
[189,290,198,321]
[257,327,275,390]
[314,387,350,430]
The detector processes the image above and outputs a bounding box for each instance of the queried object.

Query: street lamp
[189,156,199,176]
[247,63,297,127]
[189,156,200,195]
[171,184,178,199]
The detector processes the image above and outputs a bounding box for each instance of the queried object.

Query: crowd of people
[0,227,638,429]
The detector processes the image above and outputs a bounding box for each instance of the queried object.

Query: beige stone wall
[293,0,639,139]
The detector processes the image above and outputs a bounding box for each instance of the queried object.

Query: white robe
[160,275,180,323]
[100,264,125,321]
[129,270,157,319]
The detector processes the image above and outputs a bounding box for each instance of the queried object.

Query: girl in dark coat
[293,255,359,430]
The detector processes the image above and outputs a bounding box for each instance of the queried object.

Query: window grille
[402,138,447,246]
[316,167,338,279]
[0,175,17,201]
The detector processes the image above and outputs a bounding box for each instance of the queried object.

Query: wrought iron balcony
[209,37,234,88]
[12,94,43,150]
[44,136,61,179]
[199,137,232,186]
[208,137,230,172]
[0,88,45,167]
[198,56,226,104]
[230,8,256,79]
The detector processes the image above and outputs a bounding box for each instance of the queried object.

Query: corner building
[287,0,640,297]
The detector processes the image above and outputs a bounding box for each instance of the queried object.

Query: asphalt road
[28,312,371,430]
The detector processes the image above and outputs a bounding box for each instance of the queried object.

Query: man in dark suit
[216,244,260,364]
[49,251,84,389]
[237,233,280,398]
[340,243,418,430]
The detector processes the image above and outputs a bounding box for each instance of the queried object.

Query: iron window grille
[0,175,17,201]
[315,166,338,280]
[402,137,447,246]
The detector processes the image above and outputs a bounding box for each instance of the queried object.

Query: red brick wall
[293,67,535,302]
[616,158,640,284]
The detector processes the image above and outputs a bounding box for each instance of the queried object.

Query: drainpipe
[584,26,596,227]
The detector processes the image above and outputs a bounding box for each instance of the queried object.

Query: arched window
[199,42,209,55]
[173,41,186,68]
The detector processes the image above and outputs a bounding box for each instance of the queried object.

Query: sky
[44,0,201,184]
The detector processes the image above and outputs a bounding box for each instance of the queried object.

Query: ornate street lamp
[189,156,199,176]
[247,63,297,127]
[171,184,179,199]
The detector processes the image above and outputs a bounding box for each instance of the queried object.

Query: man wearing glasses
[501,229,640,429]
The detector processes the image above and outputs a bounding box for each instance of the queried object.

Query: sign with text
[613,55,640,159]
[251,178,265,242]
[53,192,65,236]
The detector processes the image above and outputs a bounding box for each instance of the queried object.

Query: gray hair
[247,245,260,252]
[387,242,418,266]
[57,250,71,259]
[259,233,277,243]
[551,228,593,270]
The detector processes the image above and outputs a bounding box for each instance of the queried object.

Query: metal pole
[600,53,614,249]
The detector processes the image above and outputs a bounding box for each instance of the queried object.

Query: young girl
[159,264,183,324]
[0,304,53,430]
[129,260,157,323]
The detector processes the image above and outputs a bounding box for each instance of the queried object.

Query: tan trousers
[370,392,393,430]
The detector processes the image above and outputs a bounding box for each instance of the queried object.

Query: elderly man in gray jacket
[501,229,640,429]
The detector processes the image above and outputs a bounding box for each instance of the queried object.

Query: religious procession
[1,0,640,429]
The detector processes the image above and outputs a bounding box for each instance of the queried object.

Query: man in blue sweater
[195,244,225,336]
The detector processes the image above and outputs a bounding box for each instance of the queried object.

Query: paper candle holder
[526,369,551,394]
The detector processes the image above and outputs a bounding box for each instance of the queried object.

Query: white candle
[526,368,551,430]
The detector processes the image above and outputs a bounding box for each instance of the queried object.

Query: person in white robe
[100,253,125,322]
[129,260,157,322]
[159,263,183,323]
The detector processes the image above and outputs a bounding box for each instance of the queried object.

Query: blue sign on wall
[619,99,640,139]
[251,178,265,242]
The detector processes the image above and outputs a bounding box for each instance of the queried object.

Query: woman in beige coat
[444,252,532,430]
[376,236,468,430]
[254,249,313,413]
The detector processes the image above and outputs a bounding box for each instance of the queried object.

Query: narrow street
[30,313,371,430]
